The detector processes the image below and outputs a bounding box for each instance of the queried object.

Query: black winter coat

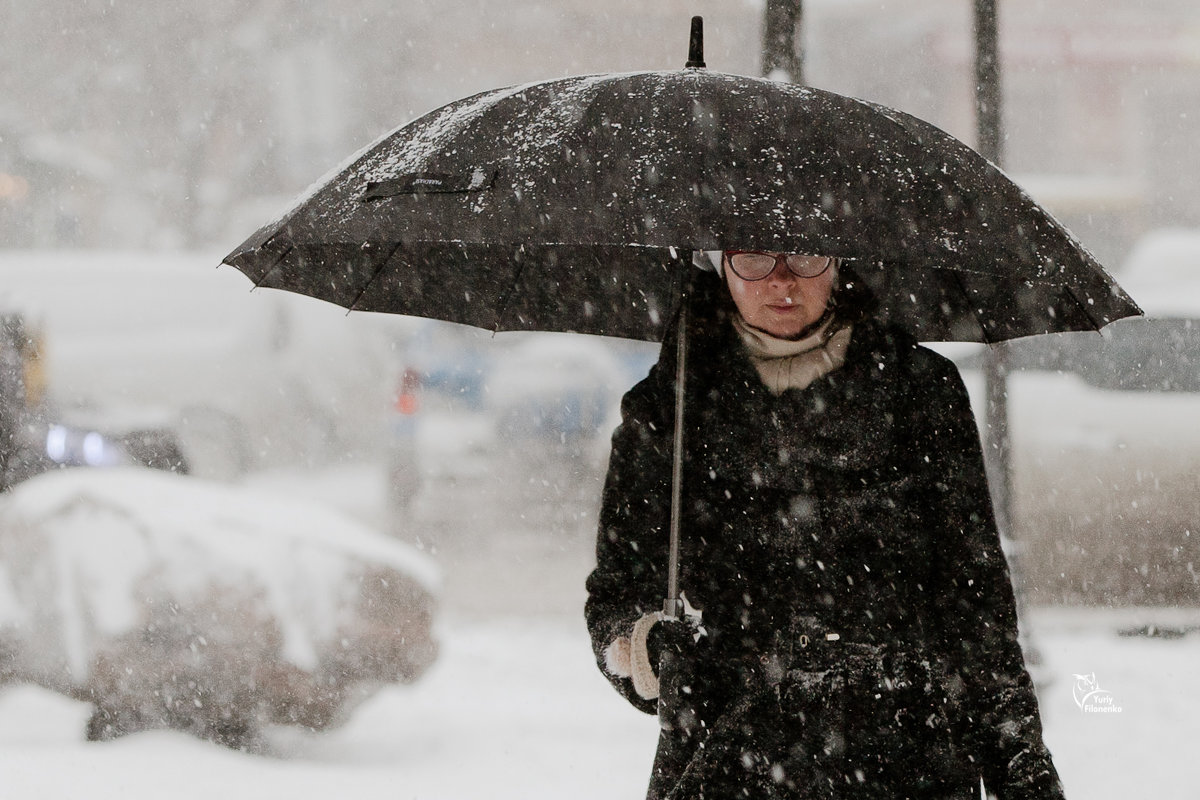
[585,279,1065,800]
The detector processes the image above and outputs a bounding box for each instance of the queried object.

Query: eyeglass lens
[728,252,832,281]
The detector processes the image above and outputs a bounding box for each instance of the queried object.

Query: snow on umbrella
[223,51,1138,341]
[221,18,1140,614]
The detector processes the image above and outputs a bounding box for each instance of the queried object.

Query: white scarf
[732,314,853,395]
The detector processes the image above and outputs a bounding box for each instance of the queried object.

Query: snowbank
[0,467,439,747]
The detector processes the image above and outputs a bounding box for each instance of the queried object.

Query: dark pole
[762,0,804,83]
[974,0,1003,164]
[973,0,1013,542]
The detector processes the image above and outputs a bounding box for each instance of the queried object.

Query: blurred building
[1,0,1197,265]
[806,0,1200,268]
[0,122,98,248]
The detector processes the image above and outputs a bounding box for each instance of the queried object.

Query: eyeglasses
[724,251,835,281]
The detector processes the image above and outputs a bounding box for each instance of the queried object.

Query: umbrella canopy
[224,69,1139,343]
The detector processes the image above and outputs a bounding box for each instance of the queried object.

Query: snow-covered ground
[0,601,1197,799]
[0,462,1196,799]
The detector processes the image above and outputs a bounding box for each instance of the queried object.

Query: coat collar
[689,317,916,484]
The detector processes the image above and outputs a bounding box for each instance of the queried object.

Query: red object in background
[394,368,421,415]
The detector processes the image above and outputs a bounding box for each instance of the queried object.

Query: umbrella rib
[491,253,529,334]
[1062,283,1104,331]
[347,241,405,313]
[250,245,294,289]
[949,269,994,344]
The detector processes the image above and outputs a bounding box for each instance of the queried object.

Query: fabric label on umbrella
[362,169,496,199]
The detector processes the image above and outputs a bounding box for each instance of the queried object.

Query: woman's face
[724,252,837,339]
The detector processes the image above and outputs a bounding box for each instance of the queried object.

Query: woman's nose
[766,260,796,284]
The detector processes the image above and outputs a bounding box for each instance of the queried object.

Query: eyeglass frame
[723,250,837,281]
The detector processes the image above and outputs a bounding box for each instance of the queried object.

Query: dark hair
[830,261,878,326]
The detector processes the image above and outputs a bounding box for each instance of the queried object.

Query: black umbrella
[223,18,1139,615]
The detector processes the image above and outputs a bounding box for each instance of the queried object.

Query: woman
[584,251,1065,799]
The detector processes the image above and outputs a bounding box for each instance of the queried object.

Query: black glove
[647,615,699,672]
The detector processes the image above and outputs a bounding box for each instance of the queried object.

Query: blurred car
[0,309,189,487]
[384,322,495,518]
[488,336,628,449]
[0,251,398,483]
[384,321,657,520]
[955,229,1200,606]
[35,421,188,472]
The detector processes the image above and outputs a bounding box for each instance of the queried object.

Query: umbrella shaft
[664,302,687,620]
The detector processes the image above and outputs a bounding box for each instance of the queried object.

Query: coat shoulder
[868,323,964,387]
[908,341,966,385]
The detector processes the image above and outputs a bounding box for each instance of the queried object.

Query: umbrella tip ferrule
[686,16,706,68]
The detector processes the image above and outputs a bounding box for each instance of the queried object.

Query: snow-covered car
[958,229,1200,605]
[0,468,440,748]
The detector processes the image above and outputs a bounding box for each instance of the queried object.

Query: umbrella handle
[663,298,687,621]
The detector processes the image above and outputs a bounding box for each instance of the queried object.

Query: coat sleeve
[914,354,1066,800]
[584,369,675,715]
